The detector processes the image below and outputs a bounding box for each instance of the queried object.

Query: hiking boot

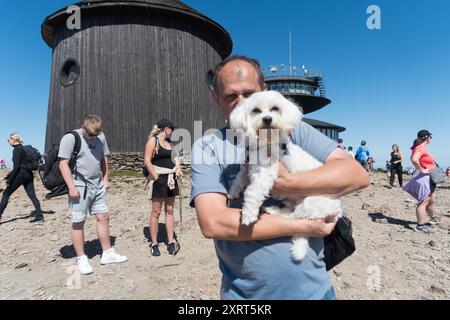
[428,216,441,226]
[167,241,180,256]
[150,244,160,257]
[100,248,128,265]
[29,214,44,223]
[416,224,433,234]
[76,255,94,275]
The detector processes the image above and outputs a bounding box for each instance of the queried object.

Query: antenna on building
[302,64,308,76]
[289,30,292,76]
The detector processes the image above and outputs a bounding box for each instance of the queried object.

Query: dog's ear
[229,100,249,131]
[281,97,303,129]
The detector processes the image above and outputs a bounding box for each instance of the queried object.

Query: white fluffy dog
[228,91,343,261]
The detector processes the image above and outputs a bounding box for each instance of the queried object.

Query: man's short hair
[82,115,102,136]
[207,55,265,92]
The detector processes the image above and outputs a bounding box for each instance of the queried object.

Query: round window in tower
[59,59,80,87]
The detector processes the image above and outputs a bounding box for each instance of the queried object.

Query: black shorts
[152,174,179,199]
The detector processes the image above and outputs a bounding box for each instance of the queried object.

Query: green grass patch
[109,170,143,179]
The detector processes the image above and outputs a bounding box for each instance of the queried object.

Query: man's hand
[69,187,80,200]
[301,212,338,238]
[271,163,291,196]
[103,178,110,189]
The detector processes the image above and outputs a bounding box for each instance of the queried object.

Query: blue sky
[1,0,449,169]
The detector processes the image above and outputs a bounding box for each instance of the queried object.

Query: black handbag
[431,163,446,184]
[323,216,356,271]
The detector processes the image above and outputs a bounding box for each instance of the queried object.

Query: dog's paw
[263,206,281,216]
[290,237,309,261]
[241,211,258,226]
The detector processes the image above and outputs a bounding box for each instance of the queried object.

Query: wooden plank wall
[45,9,229,153]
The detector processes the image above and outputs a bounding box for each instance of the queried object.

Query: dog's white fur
[228,91,343,261]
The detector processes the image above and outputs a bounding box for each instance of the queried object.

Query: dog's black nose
[263,116,272,125]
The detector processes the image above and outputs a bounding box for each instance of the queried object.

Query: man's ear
[212,91,220,107]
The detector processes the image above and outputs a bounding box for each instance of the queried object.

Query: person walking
[355,140,370,171]
[0,157,6,169]
[0,133,43,223]
[402,130,440,233]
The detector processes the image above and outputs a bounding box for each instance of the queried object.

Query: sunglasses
[86,131,101,137]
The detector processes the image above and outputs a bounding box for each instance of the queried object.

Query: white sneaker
[76,255,94,275]
[100,248,128,265]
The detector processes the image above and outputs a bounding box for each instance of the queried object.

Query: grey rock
[410,255,428,261]
[15,263,28,269]
[333,270,342,277]
[429,285,447,297]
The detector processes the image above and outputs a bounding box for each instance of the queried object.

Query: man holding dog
[190,56,369,299]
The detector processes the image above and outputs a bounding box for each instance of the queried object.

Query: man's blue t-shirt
[356,146,370,162]
[190,121,338,300]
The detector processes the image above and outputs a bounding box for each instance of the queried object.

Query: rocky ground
[0,169,449,300]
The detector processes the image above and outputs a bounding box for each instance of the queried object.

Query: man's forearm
[195,195,333,241]
[281,158,369,198]
[59,162,76,190]
[102,156,109,180]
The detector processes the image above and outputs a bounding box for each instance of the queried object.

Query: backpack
[20,145,42,171]
[38,131,81,199]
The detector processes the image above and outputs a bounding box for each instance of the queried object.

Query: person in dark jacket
[389,144,403,187]
[0,133,43,223]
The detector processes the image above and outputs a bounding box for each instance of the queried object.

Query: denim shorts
[69,184,109,223]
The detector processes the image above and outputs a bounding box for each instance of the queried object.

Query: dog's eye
[252,108,262,114]
[271,106,279,112]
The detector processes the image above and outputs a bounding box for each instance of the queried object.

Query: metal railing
[263,64,324,79]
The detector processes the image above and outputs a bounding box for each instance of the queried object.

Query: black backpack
[20,145,42,171]
[38,131,81,199]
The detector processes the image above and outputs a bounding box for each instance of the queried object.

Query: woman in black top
[0,133,43,223]
[144,119,183,256]
[389,144,403,187]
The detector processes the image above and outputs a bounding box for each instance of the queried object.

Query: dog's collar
[245,143,289,159]
[281,143,289,156]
